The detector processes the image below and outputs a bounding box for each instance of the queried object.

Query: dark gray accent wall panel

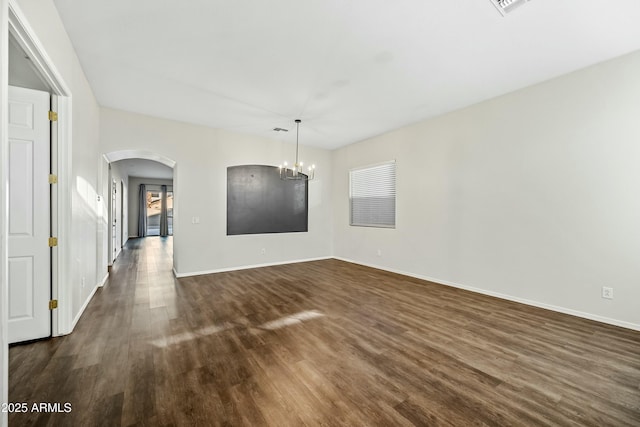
[227,165,308,235]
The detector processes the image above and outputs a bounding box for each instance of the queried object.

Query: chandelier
[279,119,315,180]
[490,0,530,15]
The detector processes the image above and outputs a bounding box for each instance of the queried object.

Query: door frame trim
[7,0,73,336]
[110,177,117,264]
[120,180,125,249]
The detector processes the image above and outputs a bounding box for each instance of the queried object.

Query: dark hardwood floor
[9,237,640,426]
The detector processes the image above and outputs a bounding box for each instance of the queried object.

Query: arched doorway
[103,150,177,271]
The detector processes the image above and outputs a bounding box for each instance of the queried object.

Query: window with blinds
[349,161,396,228]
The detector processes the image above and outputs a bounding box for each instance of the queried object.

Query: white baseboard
[71,284,100,331]
[174,256,333,278]
[98,272,109,287]
[333,257,640,332]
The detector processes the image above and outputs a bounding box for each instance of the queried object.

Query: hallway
[9,237,176,426]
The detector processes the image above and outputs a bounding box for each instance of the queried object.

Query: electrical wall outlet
[191,216,200,224]
[602,286,613,299]
[377,249,382,257]
[261,248,266,255]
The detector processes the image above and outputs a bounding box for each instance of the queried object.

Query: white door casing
[7,85,50,343]
[112,179,116,262]
[120,180,124,249]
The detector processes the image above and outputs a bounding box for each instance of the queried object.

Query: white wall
[333,50,640,329]
[96,156,109,285]
[0,1,9,424]
[108,161,128,261]
[12,0,104,326]
[127,177,172,238]
[100,108,333,275]
[8,36,47,91]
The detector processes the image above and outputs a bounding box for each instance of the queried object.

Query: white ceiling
[113,158,173,180]
[53,0,640,149]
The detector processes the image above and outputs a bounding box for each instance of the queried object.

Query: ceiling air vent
[490,0,531,16]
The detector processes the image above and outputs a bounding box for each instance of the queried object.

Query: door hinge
[48,237,58,247]
[49,174,58,184]
[48,111,58,121]
[49,299,58,310]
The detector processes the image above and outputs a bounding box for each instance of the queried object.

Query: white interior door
[8,86,51,343]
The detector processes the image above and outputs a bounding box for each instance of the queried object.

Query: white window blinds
[350,161,396,228]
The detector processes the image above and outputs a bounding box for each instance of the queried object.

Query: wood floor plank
[8,236,640,425]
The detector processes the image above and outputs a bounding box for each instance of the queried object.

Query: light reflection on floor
[150,309,325,348]
[259,309,324,330]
